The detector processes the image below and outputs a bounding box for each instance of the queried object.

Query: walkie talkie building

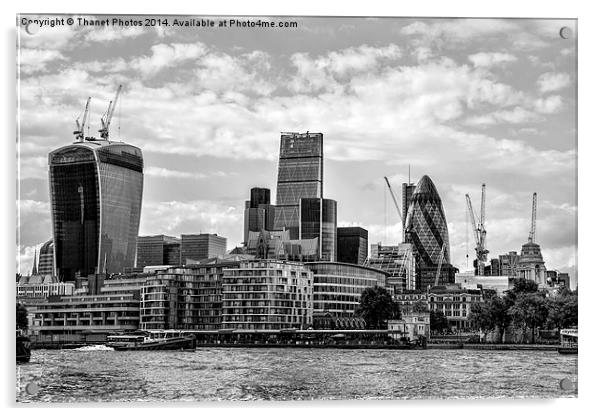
[48,140,144,281]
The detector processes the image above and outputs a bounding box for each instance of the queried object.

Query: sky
[16,15,577,285]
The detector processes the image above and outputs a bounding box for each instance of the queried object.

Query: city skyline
[17,16,577,285]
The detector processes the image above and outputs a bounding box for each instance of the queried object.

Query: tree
[412,299,429,313]
[506,278,539,306]
[430,310,449,334]
[16,303,28,331]
[546,290,578,330]
[355,286,399,329]
[509,292,548,343]
[468,302,495,339]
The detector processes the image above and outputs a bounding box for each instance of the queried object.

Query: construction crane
[528,192,537,243]
[434,241,447,287]
[98,84,122,140]
[465,184,489,274]
[384,176,404,230]
[73,97,91,142]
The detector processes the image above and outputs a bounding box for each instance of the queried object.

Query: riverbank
[428,343,559,351]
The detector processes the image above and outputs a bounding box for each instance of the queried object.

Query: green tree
[430,310,449,334]
[509,292,548,343]
[468,302,495,339]
[355,286,399,329]
[546,291,578,330]
[505,278,539,306]
[412,299,429,313]
[16,303,28,331]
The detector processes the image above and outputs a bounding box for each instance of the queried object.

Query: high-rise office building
[300,198,337,262]
[136,235,181,268]
[38,239,55,275]
[402,182,416,237]
[404,175,453,290]
[49,140,144,281]
[274,132,323,239]
[337,227,368,265]
[499,251,519,277]
[243,187,275,245]
[180,233,227,263]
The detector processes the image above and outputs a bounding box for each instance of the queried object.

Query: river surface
[16,348,577,402]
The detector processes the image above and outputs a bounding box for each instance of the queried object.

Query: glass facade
[300,198,337,262]
[404,175,450,268]
[274,133,323,239]
[306,262,388,318]
[49,141,143,281]
[38,239,55,275]
[136,235,181,268]
[180,234,227,263]
[336,227,368,265]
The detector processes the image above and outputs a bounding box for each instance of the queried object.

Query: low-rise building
[388,312,430,341]
[455,271,511,296]
[221,259,313,330]
[393,290,428,314]
[427,285,483,330]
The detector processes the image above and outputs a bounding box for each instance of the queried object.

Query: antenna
[529,192,537,243]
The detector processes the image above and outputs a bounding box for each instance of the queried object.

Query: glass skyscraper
[404,175,450,268]
[274,132,323,239]
[48,140,144,281]
[299,198,337,262]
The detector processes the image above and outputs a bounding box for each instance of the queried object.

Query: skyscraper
[401,182,416,237]
[243,187,275,245]
[274,132,323,239]
[337,227,368,265]
[404,175,453,290]
[136,235,181,268]
[180,233,227,263]
[49,140,144,281]
[38,239,55,276]
[299,198,337,262]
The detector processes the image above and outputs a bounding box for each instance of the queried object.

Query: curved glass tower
[48,140,143,281]
[404,175,450,268]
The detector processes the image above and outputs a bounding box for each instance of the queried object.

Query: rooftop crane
[98,84,122,140]
[528,192,537,243]
[73,97,91,142]
[384,176,404,230]
[465,184,489,274]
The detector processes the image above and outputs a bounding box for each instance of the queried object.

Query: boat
[16,330,31,363]
[107,331,197,351]
[558,328,577,354]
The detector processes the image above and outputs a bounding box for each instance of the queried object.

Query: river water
[16,348,577,402]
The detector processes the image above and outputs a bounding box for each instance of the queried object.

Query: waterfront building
[387,311,430,341]
[393,290,428,314]
[274,132,323,239]
[300,198,337,262]
[243,187,276,245]
[140,261,238,331]
[136,235,181,268]
[427,286,483,330]
[365,242,415,292]
[221,260,313,330]
[180,233,227,264]
[305,262,388,319]
[38,239,55,276]
[517,241,547,286]
[337,227,368,265]
[16,274,75,298]
[499,251,519,277]
[48,139,144,280]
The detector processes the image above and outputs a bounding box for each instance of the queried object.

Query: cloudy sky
[16,15,577,284]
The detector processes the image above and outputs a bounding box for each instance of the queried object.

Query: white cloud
[465,107,542,126]
[132,42,207,76]
[537,72,571,93]
[468,52,517,68]
[145,167,228,179]
[18,48,65,74]
[533,95,564,114]
[400,19,517,41]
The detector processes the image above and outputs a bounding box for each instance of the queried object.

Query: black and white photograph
[14,10,579,404]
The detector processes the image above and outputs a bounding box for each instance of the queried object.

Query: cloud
[465,107,542,126]
[145,167,227,179]
[533,95,564,114]
[400,19,517,41]
[468,52,517,68]
[537,72,571,93]
[18,48,66,74]
[85,26,145,42]
[131,42,208,76]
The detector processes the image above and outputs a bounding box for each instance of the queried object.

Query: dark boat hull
[17,336,31,363]
[111,336,196,351]
[558,347,578,354]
